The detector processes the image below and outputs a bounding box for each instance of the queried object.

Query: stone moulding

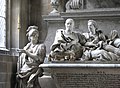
[61,8,120,19]
[42,15,63,22]
[39,63,120,68]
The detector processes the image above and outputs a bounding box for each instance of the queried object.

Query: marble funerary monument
[40,0,120,88]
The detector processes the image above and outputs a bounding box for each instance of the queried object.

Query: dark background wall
[0,55,17,88]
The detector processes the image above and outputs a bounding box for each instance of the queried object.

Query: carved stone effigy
[48,18,86,62]
[47,18,120,62]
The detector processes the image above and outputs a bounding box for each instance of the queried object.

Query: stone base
[39,75,57,88]
[40,63,120,88]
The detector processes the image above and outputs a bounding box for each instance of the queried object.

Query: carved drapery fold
[65,0,83,10]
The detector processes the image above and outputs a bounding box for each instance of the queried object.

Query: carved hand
[17,49,26,53]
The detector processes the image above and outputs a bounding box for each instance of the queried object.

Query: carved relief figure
[66,0,82,10]
[48,18,86,61]
[16,26,46,88]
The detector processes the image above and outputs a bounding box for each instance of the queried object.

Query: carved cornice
[42,14,64,22]
[61,8,120,19]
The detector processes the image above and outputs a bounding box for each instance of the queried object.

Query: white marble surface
[39,63,120,68]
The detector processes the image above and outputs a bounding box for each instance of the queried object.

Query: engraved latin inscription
[55,73,120,88]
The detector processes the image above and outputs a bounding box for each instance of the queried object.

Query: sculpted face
[65,19,74,34]
[29,29,39,44]
[88,21,96,35]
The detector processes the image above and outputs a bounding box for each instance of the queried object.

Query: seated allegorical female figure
[48,18,86,61]
[16,26,46,88]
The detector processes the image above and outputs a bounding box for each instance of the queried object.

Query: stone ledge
[39,63,120,68]
[42,14,64,22]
